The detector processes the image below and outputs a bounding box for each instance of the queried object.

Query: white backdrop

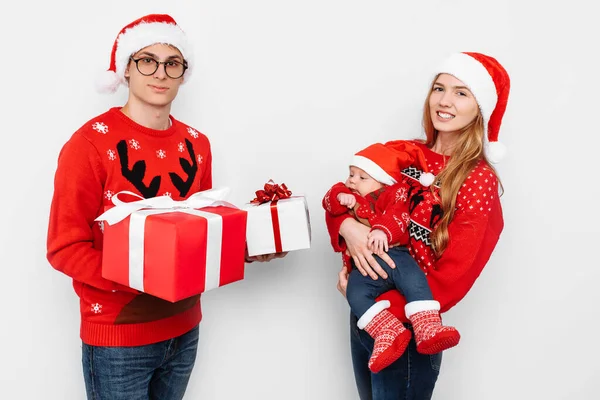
[1,1,599,399]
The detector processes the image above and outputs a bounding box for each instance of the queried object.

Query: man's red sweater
[325,141,504,322]
[47,107,212,346]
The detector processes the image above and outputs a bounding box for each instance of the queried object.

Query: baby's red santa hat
[434,52,510,163]
[351,142,435,187]
[96,14,193,94]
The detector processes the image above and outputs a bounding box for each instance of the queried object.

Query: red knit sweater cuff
[323,182,353,216]
[370,214,406,245]
[325,212,351,253]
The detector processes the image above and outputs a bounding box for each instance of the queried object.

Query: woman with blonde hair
[324,52,510,399]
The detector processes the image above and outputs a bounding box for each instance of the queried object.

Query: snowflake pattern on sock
[409,309,459,354]
[364,310,410,372]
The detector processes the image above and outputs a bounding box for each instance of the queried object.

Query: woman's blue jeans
[350,313,441,400]
[82,325,199,400]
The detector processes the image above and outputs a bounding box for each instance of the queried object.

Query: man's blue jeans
[82,325,199,400]
[350,313,441,400]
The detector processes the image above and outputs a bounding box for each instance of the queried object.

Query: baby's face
[345,166,384,197]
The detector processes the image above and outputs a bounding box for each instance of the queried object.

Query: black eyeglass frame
[129,56,188,79]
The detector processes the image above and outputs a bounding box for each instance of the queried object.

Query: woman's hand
[337,265,349,297]
[340,218,395,280]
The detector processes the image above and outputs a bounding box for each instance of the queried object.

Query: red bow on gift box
[251,180,292,204]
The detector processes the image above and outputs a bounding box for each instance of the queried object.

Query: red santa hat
[351,142,435,187]
[435,52,510,163]
[96,14,193,94]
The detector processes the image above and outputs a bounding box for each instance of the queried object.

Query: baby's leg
[346,267,410,373]
[385,247,461,355]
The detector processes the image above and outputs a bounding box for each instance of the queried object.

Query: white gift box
[243,196,311,256]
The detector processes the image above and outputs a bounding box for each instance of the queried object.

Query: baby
[323,141,460,373]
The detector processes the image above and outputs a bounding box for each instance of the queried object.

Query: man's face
[125,43,186,107]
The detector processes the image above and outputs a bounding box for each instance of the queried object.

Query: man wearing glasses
[47,14,284,400]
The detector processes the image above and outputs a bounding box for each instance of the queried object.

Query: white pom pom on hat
[486,141,507,164]
[95,14,193,94]
[95,70,121,94]
[419,172,435,187]
[435,52,511,163]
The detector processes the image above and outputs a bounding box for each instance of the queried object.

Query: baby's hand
[368,229,389,255]
[337,193,357,209]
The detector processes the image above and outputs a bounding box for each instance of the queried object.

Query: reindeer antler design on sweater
[116,140,161,198]
[169,138,197,197]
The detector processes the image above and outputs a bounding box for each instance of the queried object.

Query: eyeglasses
[129,56,188,79]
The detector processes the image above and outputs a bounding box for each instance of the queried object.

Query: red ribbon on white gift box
[95,188,234,293]
[269,200,283,253]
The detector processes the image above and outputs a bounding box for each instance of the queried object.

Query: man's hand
[337,193,357,209]
[245,252,288,263]
[368,229,389,256]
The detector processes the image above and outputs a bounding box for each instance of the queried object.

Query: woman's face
[428,73,480,135]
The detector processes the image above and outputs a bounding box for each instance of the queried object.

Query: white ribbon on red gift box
[95,188,233,293]
[96,187,233,225]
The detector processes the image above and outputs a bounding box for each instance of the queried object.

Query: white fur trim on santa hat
[115,21,193,82]
[437,53,497,142]
[351,155,396,185]
[97,20,194,93]
[405,300,440,318]
[357,300,391,329]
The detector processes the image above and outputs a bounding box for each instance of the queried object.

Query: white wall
[1,1,598,399]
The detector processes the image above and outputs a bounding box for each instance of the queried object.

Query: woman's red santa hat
[96,14,193,93]
[435,52,510,163]
[351,142,435,187]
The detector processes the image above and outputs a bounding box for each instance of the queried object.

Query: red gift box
[96,189,247,302]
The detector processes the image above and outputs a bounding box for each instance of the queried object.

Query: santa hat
[435,52,510,163]
[96,14,193,94]
[351,142,435,187]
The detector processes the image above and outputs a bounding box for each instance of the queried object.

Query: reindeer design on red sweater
[407,182,444,230]
[116,138,198,198]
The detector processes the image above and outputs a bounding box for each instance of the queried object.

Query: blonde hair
[422,75,503,257]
